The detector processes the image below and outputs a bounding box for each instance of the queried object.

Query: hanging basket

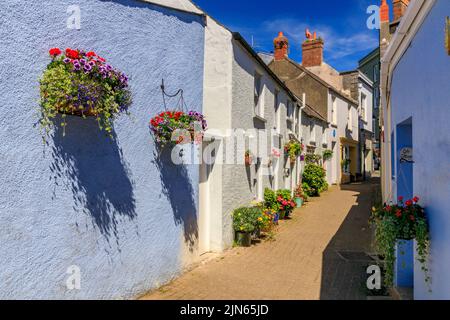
[56,104,98,117]
[40,48,131,134]
[150,110,207,146]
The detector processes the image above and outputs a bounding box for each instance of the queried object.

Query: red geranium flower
[385,205,392,212]
[86,51,97,58]
[405,200,413,207]
[398,196,404,202]
[49,48,62,57]
[395,209,402,218]
[413,196,420,203]
[65,48,79,59]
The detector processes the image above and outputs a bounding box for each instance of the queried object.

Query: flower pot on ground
[276,189,296,218]
[40,48,131,136]
[294,184,308,207]
[294,197,303,208]
[150,111,207,147]
[302,164,328,197]
[232,206,262,247]
[235,232,252,247]
[371,196,430,289]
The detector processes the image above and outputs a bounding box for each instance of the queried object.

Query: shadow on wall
[49,116,136,245]
[152,144,198,252]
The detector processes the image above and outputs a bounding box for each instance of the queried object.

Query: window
[322,127,327,145]
[286,99,294,132]
[254,72,263,117]
[274,89,280,133]
[360,93,367,122]
[310,121,316,143]
[373,64,379,82]
[331,95,337,125]
[348,105,353,131]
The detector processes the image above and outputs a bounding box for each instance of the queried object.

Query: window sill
[330,123,338,128]
[253,114,267,123]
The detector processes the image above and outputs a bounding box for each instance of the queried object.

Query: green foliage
[39,53,131,138]
[301,183,313,200]
[284,140,303,163]
[232,206,263,233]
[294,184,308,202]
[302,164,328,197]
[305,154,322,165]
[323,149,333,161]
[371,198,430,289]
[264,188,280,212]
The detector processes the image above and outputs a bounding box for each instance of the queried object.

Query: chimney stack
[302,30,323,67]
[392,0,410,21]
[380,0,391,56]
[274,32,289,61]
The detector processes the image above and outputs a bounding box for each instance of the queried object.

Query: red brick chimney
[274,32,289,61]
[380,0,390,23]
[392,0,410,21]
[302,33,323,68]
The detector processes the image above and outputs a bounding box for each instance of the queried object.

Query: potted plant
[245,150,253,166]
[276,189,296,219]
[40,48,132,136]
[233,207,260,247]
[294,184,308,208]
[302,164,328,197]
[371,196,430,289]
[264,188,280,225]
[150,110,207,147]
[284,140,303,164]
[323,150,333,162]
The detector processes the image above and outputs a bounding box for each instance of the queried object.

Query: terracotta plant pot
[235,232,252,247]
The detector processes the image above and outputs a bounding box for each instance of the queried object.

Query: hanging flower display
[39,47,132,135]
[371,196,430,288]
[150,110,207,146]
[284,140,304,164]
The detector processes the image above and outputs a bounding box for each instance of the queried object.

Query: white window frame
[254,72,264,118]
[331,95,337,125]
[360,93,367,122]
[348,105,353,132]
[310,121,316,143]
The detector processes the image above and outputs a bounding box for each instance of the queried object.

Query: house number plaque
[400,147,413,164]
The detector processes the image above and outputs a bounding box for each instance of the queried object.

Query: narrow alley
[141,178,379,300]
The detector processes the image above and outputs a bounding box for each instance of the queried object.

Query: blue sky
[193,0,380,71]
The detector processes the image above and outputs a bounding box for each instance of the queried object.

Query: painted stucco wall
[0,0,205,299]
[389,0,450,300]
[221,40,295,227]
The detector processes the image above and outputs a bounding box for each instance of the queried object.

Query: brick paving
[140,179,379,300]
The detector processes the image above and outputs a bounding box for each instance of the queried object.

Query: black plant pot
[235,232,252,247]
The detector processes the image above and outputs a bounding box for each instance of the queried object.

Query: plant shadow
[152,144,198,252]
[49,116,136,246]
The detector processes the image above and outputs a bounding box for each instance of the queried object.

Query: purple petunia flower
[80,59,86,65]
[63,58,71,64]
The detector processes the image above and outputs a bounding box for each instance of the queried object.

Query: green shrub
[264,188,280,212]
[233,207,262,233]
[302,164,328,197]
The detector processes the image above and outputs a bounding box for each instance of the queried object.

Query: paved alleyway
[141,178,380,300]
